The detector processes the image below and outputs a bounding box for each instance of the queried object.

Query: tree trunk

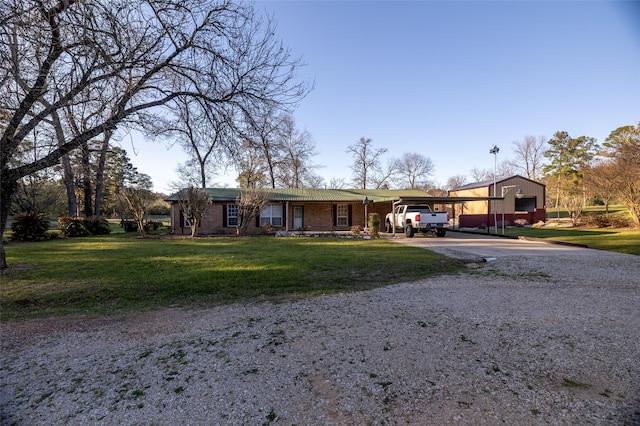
[555,176,561,220]
[200,162,207,189]
[52,110,78,217]
[136,218,146,237]
[81,142,93,217]
[94,130,113,217]
[191,218,199,238]
[60,153,78,216]
[0,172,18,270]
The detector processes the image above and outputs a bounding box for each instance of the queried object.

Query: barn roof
[450,175,545,191]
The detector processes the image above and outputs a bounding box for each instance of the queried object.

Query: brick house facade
[166,188,434,235]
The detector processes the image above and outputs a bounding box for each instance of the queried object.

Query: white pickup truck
[385,204,449,237]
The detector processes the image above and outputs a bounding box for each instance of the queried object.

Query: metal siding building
[448,175,546,228]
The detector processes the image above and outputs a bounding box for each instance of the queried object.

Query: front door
[293,206,304,229]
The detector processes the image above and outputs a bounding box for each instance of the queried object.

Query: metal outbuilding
[448,175,546,229]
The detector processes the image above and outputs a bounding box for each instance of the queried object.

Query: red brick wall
[170,200,396,234]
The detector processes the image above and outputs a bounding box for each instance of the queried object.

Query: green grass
[546,204,630,219]
[496,227,640,255]
[1,235,464,320]
[479,204,640,255]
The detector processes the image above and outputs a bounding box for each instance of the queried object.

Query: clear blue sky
[131,1,640,193]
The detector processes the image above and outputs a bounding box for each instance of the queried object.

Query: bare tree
[242,112,322,189]
[275,115,322,188]
[370,158,398,190]
[346,137,387,189]
[175,187,211,238]
[585,160,618,215]
[511,135,547,181]
[445,175,467,191]
[155,97,233,188]
[0,0,309,268]
[236,188,269,236]
[119,174,154,237]
[602,123,640,227]
[469,167,492,182]
[422,184,447,197]
[235,140,268,188]
[328,177,346,189]
[497,159,517,179]
[249,107,286,188]
[393,152,434,189]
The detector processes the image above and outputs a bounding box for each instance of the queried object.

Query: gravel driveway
[1,237,639,425]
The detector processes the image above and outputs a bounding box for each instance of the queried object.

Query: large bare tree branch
[0,0,310,268]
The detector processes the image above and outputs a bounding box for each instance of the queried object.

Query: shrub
[145,220,163,232]
[58,217,91,237]
[11,212,50,241]
[368,213,381,235]
[351,224,362,235]
[610,215,630,228]
[120,219,138,233]
[84,217,112,235]
[581,214,610,228]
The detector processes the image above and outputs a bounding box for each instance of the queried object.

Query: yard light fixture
[489,145,499,234]
[516,187,524,199]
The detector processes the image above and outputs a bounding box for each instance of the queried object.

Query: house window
[260,204,283,227]
[336,204,349,226]
[179,209,192,228]
[227,204,238,226]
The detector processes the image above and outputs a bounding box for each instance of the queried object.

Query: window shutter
[255,212,260,227]
[348,205,352,226]
[222,204,227,227]
[282,202,287,226]
[333,204,337,226]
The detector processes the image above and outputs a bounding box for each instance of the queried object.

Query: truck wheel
[385,221,393,233]
[436,229,446,238]
[405,225,415,238]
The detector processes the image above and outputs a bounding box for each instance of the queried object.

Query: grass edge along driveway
[1,236,465,320]
[480,227,640,255]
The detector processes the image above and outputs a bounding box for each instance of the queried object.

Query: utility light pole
[363,197,370,232]
[489,145,499,234]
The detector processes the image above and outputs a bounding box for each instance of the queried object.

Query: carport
[389,196,504,236]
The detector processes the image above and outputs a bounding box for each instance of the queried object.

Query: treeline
[9,145,169,220]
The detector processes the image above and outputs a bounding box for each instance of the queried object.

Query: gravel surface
[1,246,639,425]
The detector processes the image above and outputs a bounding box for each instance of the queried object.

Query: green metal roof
[165,188,431,202]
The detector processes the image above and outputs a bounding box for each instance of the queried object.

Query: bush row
[580,214,630,228]
[57,217,112,237]
[120,219,163,233]
[10,214,113,241]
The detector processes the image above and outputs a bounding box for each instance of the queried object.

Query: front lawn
[481,227,640,255]
[1,235,464,320]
